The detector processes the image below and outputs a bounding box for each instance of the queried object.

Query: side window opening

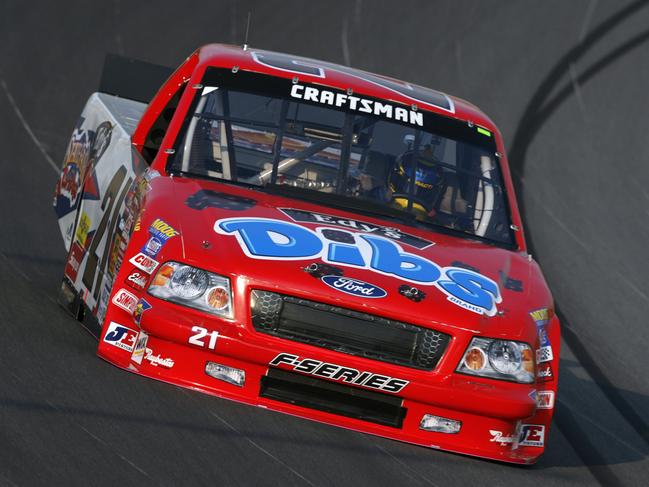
[142,83,187,163]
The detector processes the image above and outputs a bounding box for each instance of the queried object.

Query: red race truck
[54,44,559,464]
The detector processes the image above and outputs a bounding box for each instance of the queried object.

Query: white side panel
[56,93,151,324]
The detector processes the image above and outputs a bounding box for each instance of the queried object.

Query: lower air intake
[260,368,407,428]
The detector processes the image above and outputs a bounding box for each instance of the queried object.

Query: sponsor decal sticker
[103,322,138,352]
[125,268,148,291]
[290,84,424,126]
[489,430,516,446]
[143,236,163,257]
[537,363,554,382]
[537,391,555,410]
[129,252,159,274]
[59,162,81,205]
[143,348,175,368]
[321,275,387,298]
[75,211,91,245]
[131,331,148,365]
[133,298,152,326]
[141,218,179,258]
[64,242,85,282]
[537,346,553,364]
[216,218,501,316]
[530,308,551,322]
[111,288,138,314]
[538,326,550,349]
[108,233,127,278]
[519,424,545,447]
[531,308,553,364]
[280,208,433,249]
[270,353,409,393]
[531,309,552,347]
[150,218,179,238]
[250,50,453,113]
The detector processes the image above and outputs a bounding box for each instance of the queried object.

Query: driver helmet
[390,144,444,217]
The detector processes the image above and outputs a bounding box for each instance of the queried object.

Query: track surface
[2,1,649,485]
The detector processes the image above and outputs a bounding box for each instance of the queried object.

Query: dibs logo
[215,217,502,315]
[322,275,387,298]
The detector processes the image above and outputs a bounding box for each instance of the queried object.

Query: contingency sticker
[536,391,555,410]
[143,348,175,369]
[133,298,152,326]
[103,321,138,352]
[64,242,85,282]
[129,252,159,274]
[530,308,553,363]
[141,218,179,258]
[489,430,516,447]
[75,211,91,245]
[519,425,545,447]
[537,363,554,382]
[131,331,149,365]
[124,268,148,291]
[112,288,138,314]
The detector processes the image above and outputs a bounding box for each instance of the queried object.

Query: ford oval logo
[321,275,387,298]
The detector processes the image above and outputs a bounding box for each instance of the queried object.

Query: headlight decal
[456,337,535,383]
[169,266,209,300]
[148,261,233,318]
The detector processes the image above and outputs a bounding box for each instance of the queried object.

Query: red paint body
[87,45,558,464]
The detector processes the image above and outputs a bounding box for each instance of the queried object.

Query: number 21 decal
[188,326,219,350]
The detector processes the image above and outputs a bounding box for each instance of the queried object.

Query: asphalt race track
[2,1,649,485]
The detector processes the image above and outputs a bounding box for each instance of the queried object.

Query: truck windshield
[171,73,514,246]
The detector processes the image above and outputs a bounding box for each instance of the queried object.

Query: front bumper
[98,293,555,465]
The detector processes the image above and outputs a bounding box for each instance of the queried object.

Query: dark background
[1,1,649,485]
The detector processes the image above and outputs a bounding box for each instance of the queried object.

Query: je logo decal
[103,322,138,352]
[215,217,502,315]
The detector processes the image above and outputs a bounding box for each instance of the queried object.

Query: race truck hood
[149,176,548,338]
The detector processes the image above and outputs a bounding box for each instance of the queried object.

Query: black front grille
[260,368,407,428]
[250,290,450,370]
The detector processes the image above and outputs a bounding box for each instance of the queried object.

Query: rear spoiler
[98,53,174,104]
